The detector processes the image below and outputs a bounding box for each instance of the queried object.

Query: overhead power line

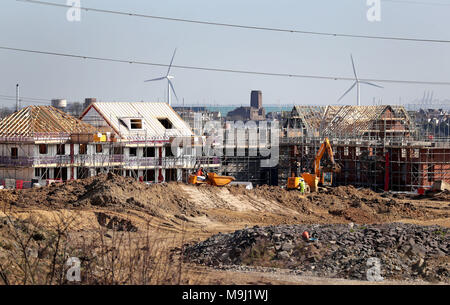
[0,97,50,105]
[382,0,450,7]
[1,45,450,86]
[17,0,450,44]
[0,94,50,102]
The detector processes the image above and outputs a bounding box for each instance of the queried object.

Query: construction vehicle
[188,172,235,186]
[286,175,309,193]
[188,163,235,186]
[287,137,341,192]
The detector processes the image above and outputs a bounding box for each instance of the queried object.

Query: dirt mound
[2,173,197,220]
[228,185,312,213]
[1,175,446,229]
[227,184,431,224]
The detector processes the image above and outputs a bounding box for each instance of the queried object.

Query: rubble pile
[184,223,449,282]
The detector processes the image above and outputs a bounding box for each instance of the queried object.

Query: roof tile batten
[0,106,96,139]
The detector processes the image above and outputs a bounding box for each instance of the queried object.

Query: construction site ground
[0,173,448,285]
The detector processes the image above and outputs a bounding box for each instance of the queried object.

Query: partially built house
[0,105,97,186]
[280,105,450,192]
[79,101,219,182]
[0,102,219,188]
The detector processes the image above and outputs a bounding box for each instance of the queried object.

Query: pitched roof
[291,105,413,136]
[0,106,96,137]
[80,102,193,139]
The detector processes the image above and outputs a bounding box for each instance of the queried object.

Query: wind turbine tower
[338,54,383,106]
[145,48,179,106]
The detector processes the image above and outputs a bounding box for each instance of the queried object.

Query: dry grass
[0,212,198,285]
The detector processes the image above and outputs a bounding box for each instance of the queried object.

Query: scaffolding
[279,105,450,192]
[0,105,221,187]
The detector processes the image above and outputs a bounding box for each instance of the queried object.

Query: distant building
[174,107,221,136]
[411,108,449,138]
[227,90,266,121]
[250,90,263,109]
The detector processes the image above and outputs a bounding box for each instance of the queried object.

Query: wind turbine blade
[337,82,357,102]
[168,80,179,101]
[360,81,383,89]
[350,54,358,80]
[166,48,177,76]
[144,76,166,82]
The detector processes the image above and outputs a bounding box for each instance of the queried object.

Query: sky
[0,0,450,108]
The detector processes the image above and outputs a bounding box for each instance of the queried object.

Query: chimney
[16,84,19,112]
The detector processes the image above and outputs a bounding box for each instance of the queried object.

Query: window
[129,147,137,157]
[158,118,173,129]
[11,147,18,159]
[79,144,87,155]
[54,167,68,180]
[35,168,49,179]
[57,144,65,155]
[144,169,155,182]
[78,167,89,179]
[166,168,177,182]
[143,147,155,158]
[344,147,349,156]
[96,144,103,153]
[165,147,175,157]
[113,147,124,155]
[39,144,48,155]
[130,119,143,129]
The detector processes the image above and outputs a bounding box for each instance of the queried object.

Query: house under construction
[0,102,219,188]
[280,105,450,192]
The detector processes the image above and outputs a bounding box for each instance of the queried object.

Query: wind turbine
[145,48,178,106]
[337,54,383,106]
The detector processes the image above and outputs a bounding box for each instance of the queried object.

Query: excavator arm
[314,138,341,185]
[290,137,340,192]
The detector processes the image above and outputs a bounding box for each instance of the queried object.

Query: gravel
[184,223,449,282]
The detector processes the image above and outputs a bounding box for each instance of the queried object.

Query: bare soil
[0,173,448,284]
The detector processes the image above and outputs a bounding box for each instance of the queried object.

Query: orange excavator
[287,137,341,192]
